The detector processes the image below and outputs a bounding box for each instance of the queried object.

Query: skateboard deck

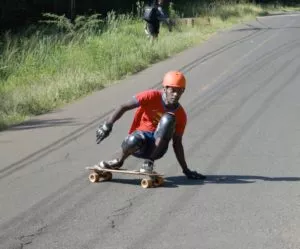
[85,165,164,188]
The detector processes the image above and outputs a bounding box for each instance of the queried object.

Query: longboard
[85,165,164,188]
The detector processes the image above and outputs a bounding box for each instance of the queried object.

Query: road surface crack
[106,199,135,230]
[16,225,47,248]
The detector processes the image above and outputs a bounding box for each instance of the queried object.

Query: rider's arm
[157,6,169,22]
[172,134,189,171]
[172,134,206,179]
[106,98,139,125]
[96,98,139,144]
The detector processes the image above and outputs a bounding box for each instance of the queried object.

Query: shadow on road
[231,26,300,32]
[7,118,78,130]
[230,15,300,32]
[231,19,300,32]
[104,175,300,188]
[259,12,300,17]
[166,175,300,186]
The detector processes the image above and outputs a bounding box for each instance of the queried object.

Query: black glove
[96,123,112,144]
[183,168,206,180]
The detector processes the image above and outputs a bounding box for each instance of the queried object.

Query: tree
[70,0,76,21]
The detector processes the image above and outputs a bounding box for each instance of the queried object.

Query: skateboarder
[95,71,206,180]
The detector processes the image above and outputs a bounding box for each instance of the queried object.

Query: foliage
[40,13,104,37]
[168,2,181,19]
[136,1,146,18]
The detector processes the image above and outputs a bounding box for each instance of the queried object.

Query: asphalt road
[1,13,300,249]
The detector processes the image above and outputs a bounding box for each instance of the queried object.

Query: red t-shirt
[128,90,187,136]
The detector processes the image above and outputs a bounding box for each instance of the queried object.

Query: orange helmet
[162,71,186,88]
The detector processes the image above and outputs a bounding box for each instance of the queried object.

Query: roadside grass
[0,3,298,130]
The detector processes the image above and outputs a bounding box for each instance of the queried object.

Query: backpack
[143,5,158,22]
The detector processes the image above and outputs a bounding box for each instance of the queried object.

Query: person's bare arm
[96,98,139,144]
[172,134,188,171]
[172,134,206,179]
[106,98,139,125]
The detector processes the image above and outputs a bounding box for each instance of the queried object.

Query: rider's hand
[183,168,206,180]
[96,123,112,144]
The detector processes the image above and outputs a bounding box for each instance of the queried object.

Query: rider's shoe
[97,159,123,170]
[140,159,154,173]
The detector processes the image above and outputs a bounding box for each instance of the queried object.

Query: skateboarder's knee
[122,131,146,154]
[155,112,176,141]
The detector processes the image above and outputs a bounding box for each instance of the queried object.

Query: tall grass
[0,3,297,130]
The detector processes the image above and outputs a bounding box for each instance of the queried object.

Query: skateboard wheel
[102,172,113,181]
[89,172,100,183]
[153,177,164,187]
[141,179,152,188]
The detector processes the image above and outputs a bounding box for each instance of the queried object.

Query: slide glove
[96,123,112,144]
[183,168,206,180]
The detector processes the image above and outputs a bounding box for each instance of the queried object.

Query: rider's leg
[147,21,160,43]
[120,131,146,160]
[151,112,176,160]
[145,22,150,37]
[99,131,146,169]
[140,112,176,172]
